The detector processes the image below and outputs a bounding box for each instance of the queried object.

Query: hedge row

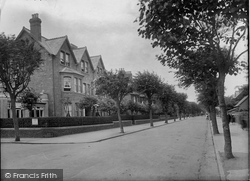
[0,114,159,128]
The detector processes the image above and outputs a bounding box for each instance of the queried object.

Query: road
[1,117,220,181]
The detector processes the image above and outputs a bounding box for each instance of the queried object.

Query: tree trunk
[148,99,153,127]
[164,112,168,124]
[210,105,220,135]
[176,106,180,120]
[10,95,20,141]
[217,72,234,159]
[116,100,124,133]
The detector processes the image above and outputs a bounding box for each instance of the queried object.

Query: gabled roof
[235,95,248,107]
[73,47,87,64]
[60,67,84,76]
[90,55,105,70]
[46,36,67,55]
[16,27,77,64]
[73,47,94,71]
[16,27,53,54]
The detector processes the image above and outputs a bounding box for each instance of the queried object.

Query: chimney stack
[29,13,42,41]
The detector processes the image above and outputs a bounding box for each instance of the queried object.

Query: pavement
[1,116,249,181]
[1,119,176,144]
[211,117,249,181]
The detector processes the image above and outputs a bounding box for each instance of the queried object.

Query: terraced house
[0,14,105,118]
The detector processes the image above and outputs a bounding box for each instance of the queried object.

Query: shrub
[0,114,160,128]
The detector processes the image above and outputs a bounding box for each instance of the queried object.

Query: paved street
[1,117,220,181]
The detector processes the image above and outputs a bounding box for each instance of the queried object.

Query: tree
[97,97,116,116]
[157,83,175,123]
[173,47,221,134]
[196,82,220,135]
[126,100,141,115]
[175,92,188,120]
[18,87,40,117]
[133,71,162,127]
[188,102,203,116]
[137,103,148,115]
[78,95,98,116]
[137,0,248,159]
[95,69,133,133]
[0,33,43,141]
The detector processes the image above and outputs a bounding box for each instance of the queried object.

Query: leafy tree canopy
[78,95,98,109]
[0,33,43,98]
[0,33,43,141]
[196,82,218,111]
[137,0,248,73]
[157,83,176,113]
[97,97,116,114]
[18,88,40,111]
[133,71,162,99]
[175,92,188,113]
[95,69,133,103]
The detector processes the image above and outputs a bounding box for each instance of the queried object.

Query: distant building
[122,70,147,111]
[228,87,248,129]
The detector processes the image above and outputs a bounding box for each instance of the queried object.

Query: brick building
[0,14,105,118]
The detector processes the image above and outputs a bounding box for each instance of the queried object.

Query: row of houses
[0,14,146,118]
[227,85,248,128]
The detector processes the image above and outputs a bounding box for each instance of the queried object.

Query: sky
[0,0,248,102]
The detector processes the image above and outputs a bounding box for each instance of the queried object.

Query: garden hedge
[0,114,159,128]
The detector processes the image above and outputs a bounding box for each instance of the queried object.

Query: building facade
[0,14,105,118]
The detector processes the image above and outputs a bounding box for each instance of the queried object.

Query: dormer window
[81,61,84,72]
[81,60,88,73]
[60,51,70,67]
[65,53,70,66]
[84,61,88,73]
[60,52,65,64]
[97,67,103,74]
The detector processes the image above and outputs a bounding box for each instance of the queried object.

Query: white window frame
[63,76,71,91]
[81,61,84,72]
[82,83,86,94]
[65,53,70,66]
[78,79,82,93]
[84,61,88,73]
[60,51,65,65]
[74,78,78,92]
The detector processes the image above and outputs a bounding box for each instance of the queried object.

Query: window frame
[78,79,82,93]
[84,61,88,73]
[81,61,84,72]
[65,53,70,66]
[82,83,86,94]
[60,51,65,65]
[74,77,78,92]
[63,76,72,91]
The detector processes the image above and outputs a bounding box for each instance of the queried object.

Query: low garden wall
[1,121,132,138]
[0,115,162,138]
